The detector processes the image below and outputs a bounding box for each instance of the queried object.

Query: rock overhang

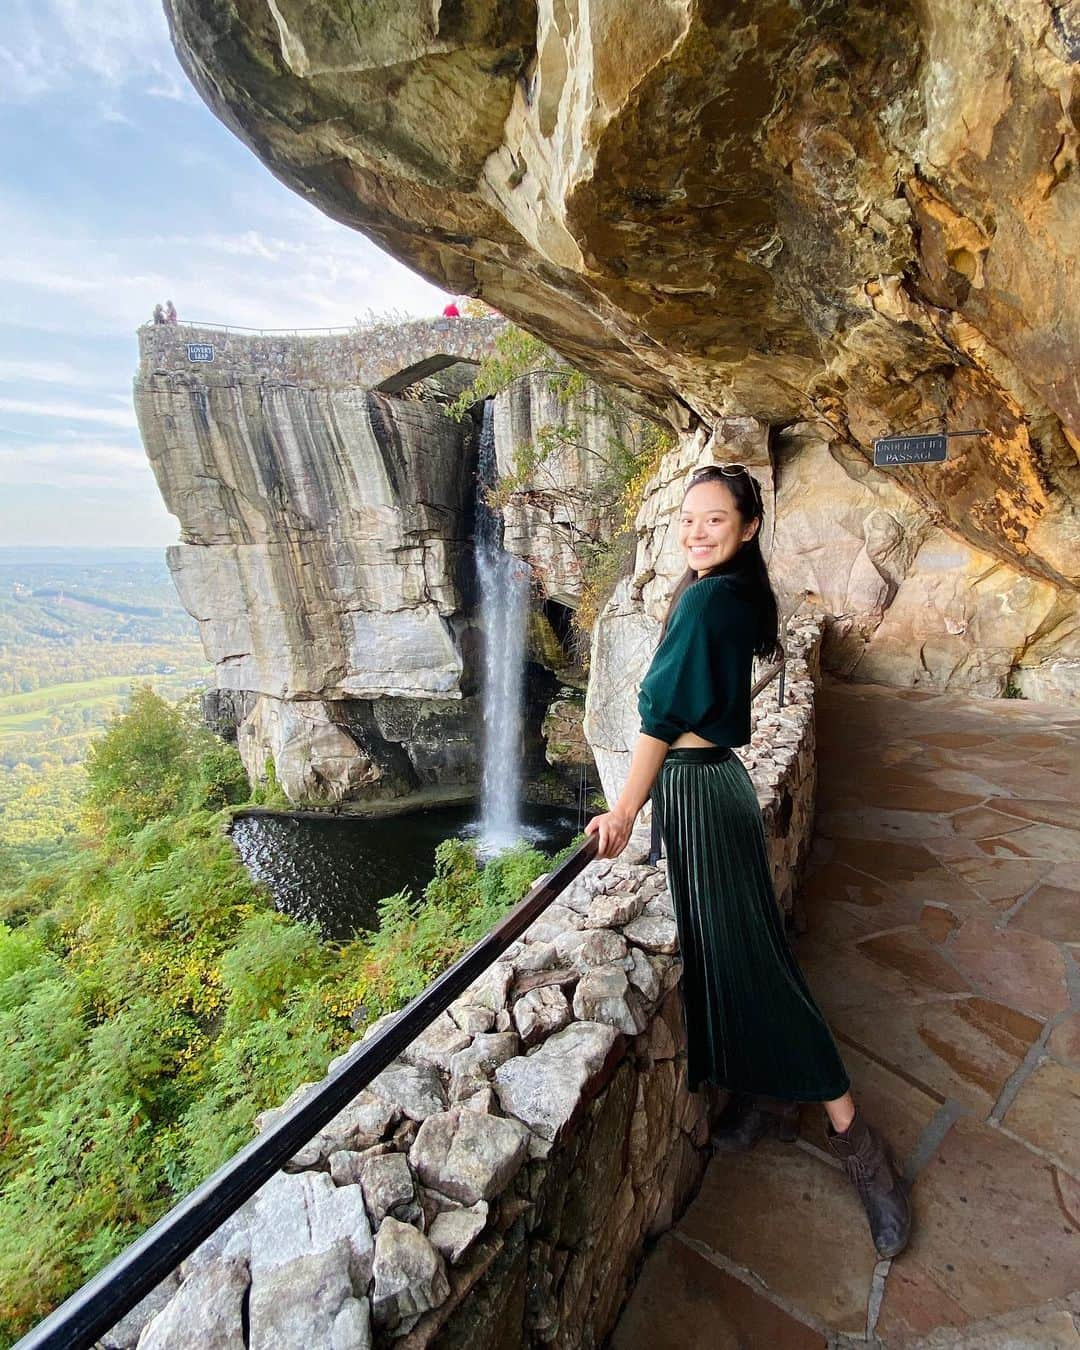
[163,0,1078,599]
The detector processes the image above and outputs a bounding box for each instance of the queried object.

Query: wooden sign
[186,343,215,362]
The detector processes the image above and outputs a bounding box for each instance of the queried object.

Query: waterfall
[475,400,530,855]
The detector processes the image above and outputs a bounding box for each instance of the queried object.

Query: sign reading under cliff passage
[186,343,215,363]
[873,433,948,466]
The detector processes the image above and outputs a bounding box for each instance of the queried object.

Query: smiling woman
[587,462,913,1261]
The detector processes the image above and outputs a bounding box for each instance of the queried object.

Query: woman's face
[678,479,759,575]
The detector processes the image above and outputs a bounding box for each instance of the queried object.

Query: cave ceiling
[165,0,1079,594]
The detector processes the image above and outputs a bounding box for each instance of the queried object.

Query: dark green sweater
[637,574,756,747]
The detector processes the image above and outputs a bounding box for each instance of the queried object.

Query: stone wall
[105,622,822,1350]
[139,317,506,387]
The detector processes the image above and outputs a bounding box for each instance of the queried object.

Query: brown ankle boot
[710,1094,800,1152]
[826,1109,911,1258]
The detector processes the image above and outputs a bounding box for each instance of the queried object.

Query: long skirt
[652,745,851,1102]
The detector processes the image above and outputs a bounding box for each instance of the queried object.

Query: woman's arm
[584,732,670,859]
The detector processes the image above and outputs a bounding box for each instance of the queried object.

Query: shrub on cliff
[84,685,248,835]
[444,322,673,650]
[0,694,558,1345]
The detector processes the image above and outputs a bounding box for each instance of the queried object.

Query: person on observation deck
[165,300,178,324]
[441,300,460,318]
[152,303,166,324]
[585,463,912,1261]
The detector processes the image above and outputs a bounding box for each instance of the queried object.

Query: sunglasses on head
[689,463,763,506]
[691,462,749,479]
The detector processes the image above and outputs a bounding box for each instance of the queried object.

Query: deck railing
[14,835,599,1350]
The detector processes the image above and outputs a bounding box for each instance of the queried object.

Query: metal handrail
[141,321,378,335]
[648,658,786,864]
[14,835,598,1350]
[751,656,786,706]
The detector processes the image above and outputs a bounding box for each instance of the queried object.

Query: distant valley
[0,547,209,866]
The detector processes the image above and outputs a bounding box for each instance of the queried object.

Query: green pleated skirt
[653,746,850,1102]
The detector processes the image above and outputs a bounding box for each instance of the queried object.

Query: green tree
[83,687,246,836]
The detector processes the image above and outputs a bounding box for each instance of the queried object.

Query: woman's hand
[584,806,635,859]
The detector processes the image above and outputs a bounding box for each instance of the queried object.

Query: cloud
[0,435,148,487]
[0,217,446,336]
[0,0,190,105]
[0,397,137,428]
[0,358,103,387]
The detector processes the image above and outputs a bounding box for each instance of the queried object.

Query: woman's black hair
[658,466,783,662]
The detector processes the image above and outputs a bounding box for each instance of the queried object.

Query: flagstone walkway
[610,678,1080,1348]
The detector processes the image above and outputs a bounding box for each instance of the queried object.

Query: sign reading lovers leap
[872,429,986,467]
[186,343,215,363]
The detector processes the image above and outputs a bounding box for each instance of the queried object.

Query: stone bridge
[137,314,508,389]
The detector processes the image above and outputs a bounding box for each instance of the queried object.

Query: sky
[0,1,451,547]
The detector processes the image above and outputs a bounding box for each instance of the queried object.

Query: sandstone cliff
[136,322,497,802]
[136,321,620,803]
[164,0,1079,707]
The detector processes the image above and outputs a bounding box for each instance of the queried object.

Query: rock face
[594,419,1080,717]
[136,323,490,802]
[165,0,1079,699]
[493,372,643,609]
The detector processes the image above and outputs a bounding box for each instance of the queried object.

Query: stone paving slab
[609,1231,826,1349]
[902,1305,1080,1348]
[1048,1014,1080,1068]
[833,994,1041,1115]
[1001,1059,1080,1175]
[874,1116,1079,1342]
[945,855,1054,908]
[1011,871,1080,945]
[674,1138,877,1333]
[610,680,1080,1348]
[940,916,1070,1019]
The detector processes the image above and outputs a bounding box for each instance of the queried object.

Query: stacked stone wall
[138,317,506,388]
[104,619,823,1350]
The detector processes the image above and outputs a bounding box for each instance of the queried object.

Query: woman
[584,464,911,1259]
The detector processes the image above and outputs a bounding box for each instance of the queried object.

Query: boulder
[622,916,680,955]
[329,1143,392,1187]
[446,1001,495,1035]
[102,1274,180,1350]
[460,963,514,1015]
[511,941,558,973]
[447,1032,520,1103]
[512,985,573,1047]
[493,1022,624,1143]
[248,1171,373,1290]
[368,1061,447,1122]
[583,893,646,929]
[360,1151,422,1228]
[399,1012,472,1074]
[426,1202,489,1266]
[575,929,629,968]
[408,1108,530,1205]
[370,1218,450,1334]
[572,965,649,1035]
[136,1259,247,1350]
[247,1243,372,1350]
